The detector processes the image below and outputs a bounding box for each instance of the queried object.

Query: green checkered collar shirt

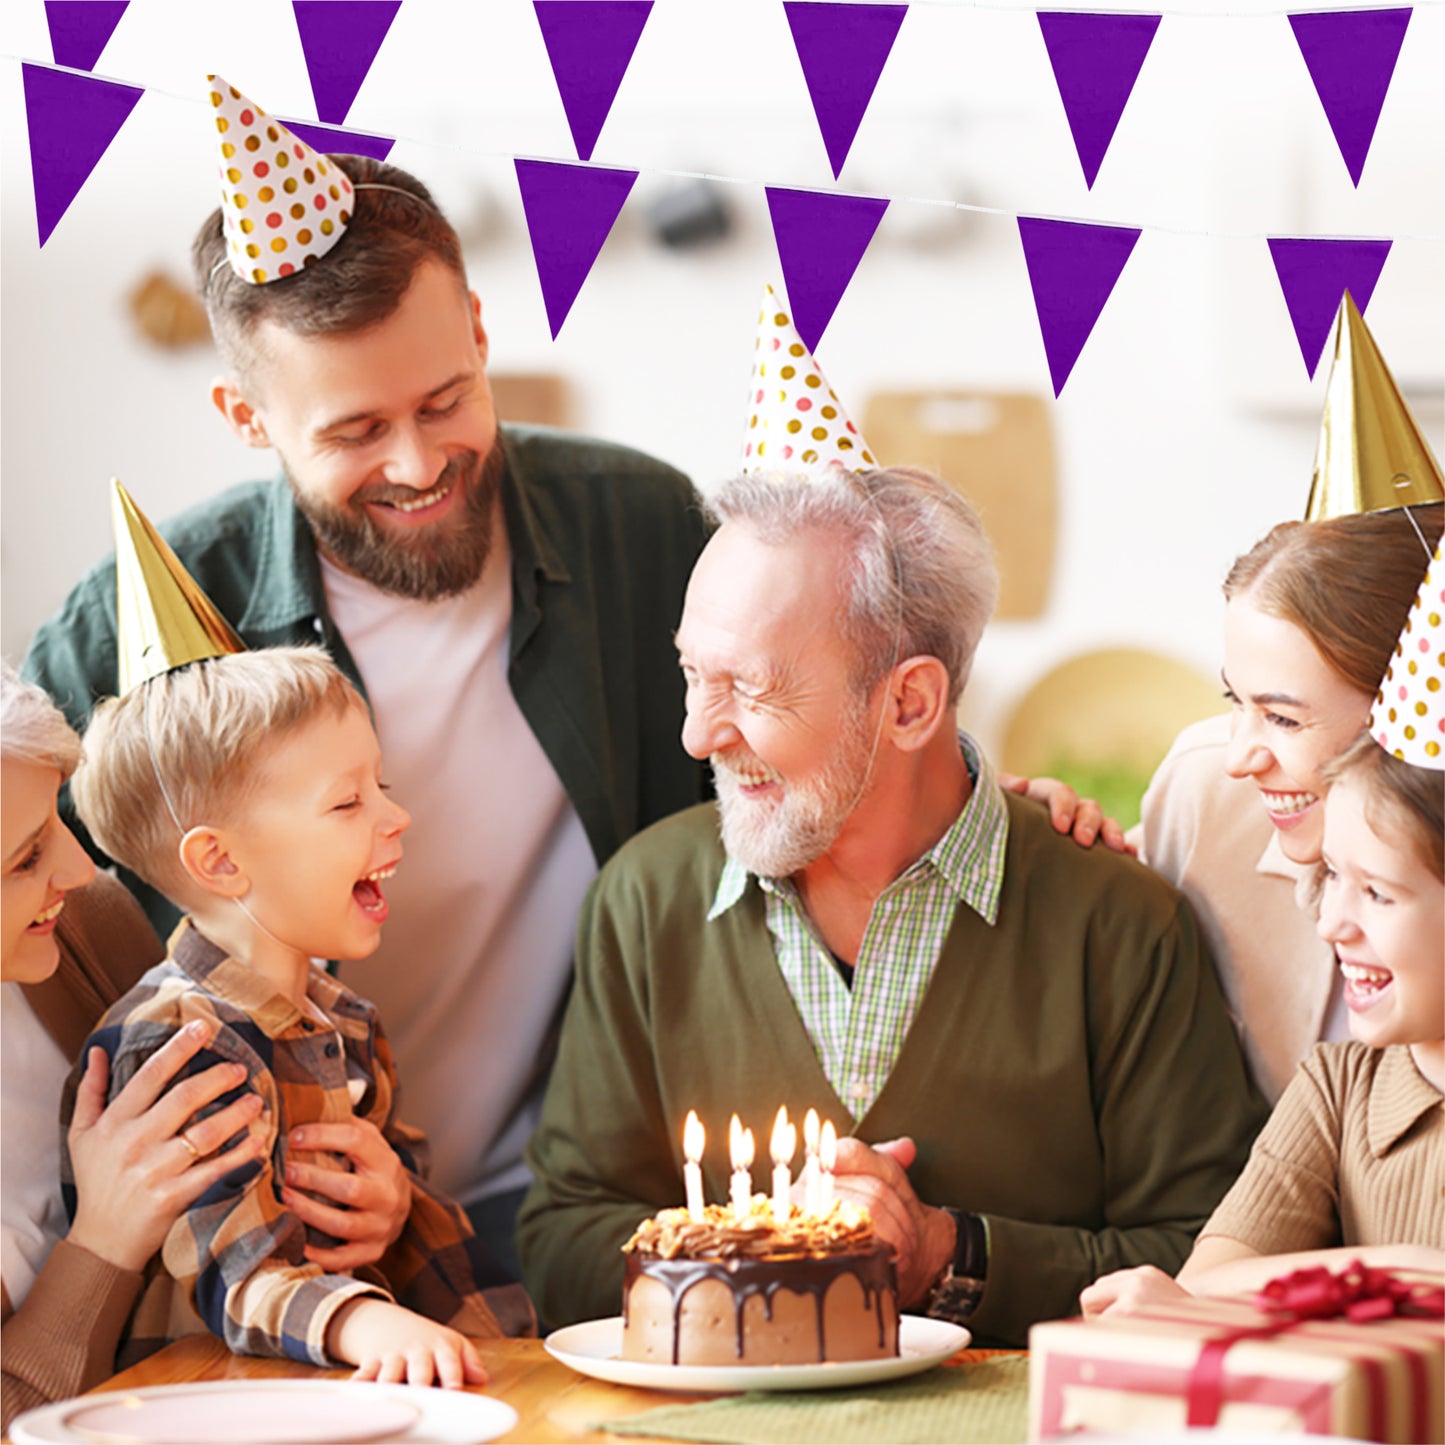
[708,733,1009,1121]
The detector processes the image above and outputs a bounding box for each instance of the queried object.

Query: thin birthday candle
[683,1110,705,1221]
[729,1114,755,1220]
[770,1107,796,1222]
[819,1120,838,1211]
[802,1108,821,1215]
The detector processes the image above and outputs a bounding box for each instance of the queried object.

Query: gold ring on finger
[179,1129,201,1158]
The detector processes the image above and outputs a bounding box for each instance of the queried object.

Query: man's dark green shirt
[24,424,713,935]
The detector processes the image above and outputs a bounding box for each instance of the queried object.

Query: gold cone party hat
[1370,542,1445,767]
[740,285,877,476]
[1304,293,1445,522]
[209,75,354,285]
[112,480,244,697]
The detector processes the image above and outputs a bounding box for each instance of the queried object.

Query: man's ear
[211,376,272,449]
[469,291,490,365]
[887,656,952,752]
[178,826,249,898]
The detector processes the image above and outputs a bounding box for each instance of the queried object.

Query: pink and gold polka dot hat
[209,75,354,285]
[740,285,876,476]
[1371,541,1445,768]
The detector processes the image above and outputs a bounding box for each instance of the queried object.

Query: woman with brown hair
[1137,503,1442,1102]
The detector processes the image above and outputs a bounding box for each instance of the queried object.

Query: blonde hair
[1325,732,1445,882]
[1,663,81,778]
[1223,505,1443,697]
[72,647,364,897]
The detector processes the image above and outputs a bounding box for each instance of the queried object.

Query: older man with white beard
[516,466,1265,1346]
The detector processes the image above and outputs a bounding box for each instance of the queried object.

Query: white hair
[707,467,999,705]
[1,663,82,778]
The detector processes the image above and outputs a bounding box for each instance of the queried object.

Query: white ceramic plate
[10,1380,518,1445]
[544,1314,970,1392]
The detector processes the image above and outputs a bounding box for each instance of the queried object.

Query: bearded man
[516,466,1266,1346]
[23,154,711,1283]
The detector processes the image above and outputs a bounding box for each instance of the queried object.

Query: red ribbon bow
[1253,1260,1445,1325]
[1186,1260,1444,1429]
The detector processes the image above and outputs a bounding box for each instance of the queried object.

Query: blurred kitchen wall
[3,0,1441,783]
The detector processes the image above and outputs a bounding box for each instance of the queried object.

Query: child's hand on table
[326,1297,487,1388]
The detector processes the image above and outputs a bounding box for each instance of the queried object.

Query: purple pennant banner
[767,187,888,353]
[1017,216,1141,397]
[23,63,142,247]
[284,119,396,164]
[515,159,637,338]
[533,1,653,162]
[783,2,907,179]
[1288,8,1411,186]
[1268,237,1391,376]
[44,1,128,72]
[293,1,402,124]
[1037,11,1161,189]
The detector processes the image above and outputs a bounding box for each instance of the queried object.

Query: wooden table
[20,1335,1005,1444]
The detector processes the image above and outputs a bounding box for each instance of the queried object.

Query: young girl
[1082,731,1444,1315]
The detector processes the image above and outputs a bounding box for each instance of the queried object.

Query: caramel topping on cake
[624,1199,877,1260]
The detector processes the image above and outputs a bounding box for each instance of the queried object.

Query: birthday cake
[620,1201,899,1366]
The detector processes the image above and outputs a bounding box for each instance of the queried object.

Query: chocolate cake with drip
[620,1201,899,1366]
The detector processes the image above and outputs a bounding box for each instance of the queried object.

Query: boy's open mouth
[352,864,397,916]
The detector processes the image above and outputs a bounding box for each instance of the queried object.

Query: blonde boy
[65,647,499,1384]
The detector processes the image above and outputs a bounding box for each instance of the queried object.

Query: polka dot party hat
[209,75,353,284]
[740,285,876,476]
[1370,541,1444,767]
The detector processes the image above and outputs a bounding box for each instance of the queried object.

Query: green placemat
[596,1355,1029,1445]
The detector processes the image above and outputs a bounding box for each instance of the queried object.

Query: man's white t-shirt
[321,515,596,1206]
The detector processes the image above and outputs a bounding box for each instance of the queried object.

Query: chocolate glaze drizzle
[623,1247,897,1365]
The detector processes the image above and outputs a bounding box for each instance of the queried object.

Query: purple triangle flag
[1017,216,1141,397]
[22,63,142,247]
[783,2,907,179]
[1037,11,1161,189]
[515,159,637,338]
[1268,237,1391,375]
[44,1,128,72]
[534,1,653,162]
[767,187,888,353]
[293,0,402,124]
[1288,8,1411,186]
[284,119,396,164]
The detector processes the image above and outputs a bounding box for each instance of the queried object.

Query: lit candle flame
[770,1106,796,1166]
[729,1115,755,1220]
[770,1107,795,1222]
[804,1107,820,1154]
[683,1110,706,1221]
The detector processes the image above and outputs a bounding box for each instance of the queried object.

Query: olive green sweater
[517,797,1267,1346]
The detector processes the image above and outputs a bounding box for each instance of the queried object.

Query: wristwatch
[926,1209,988,1322]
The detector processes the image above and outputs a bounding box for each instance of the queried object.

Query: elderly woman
[0,667,266,1428]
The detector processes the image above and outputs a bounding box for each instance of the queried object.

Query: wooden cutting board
[862,391,1056,621]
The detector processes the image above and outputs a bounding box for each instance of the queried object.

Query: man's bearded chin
[288,446,504,601]
[712,700,876,879]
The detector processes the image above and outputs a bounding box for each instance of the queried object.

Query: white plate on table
[544,1314,970,1392]
[10,1379,518,1445]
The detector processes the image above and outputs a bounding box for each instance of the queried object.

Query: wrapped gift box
[1028,1292,1443,1443]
